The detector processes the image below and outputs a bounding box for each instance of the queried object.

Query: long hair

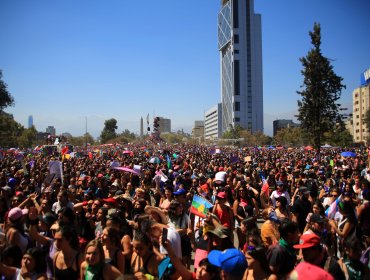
[85,239,105,267]
[168,200,182,220]
[24,247,47,274]
[56,225,79,250]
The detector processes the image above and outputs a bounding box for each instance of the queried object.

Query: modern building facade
[204,104,223,140]
[353,69,370,143]
[158,117,171,133]
[192,121,205,138]
[28,115,33,129]
[273,119,299,136]
[218,0,263,134]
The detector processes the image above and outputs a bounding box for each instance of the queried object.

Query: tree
[274,127,307,147]
[297,23,345,153]
[0,70,15,112]
[0,113,24,147]
[18,126,38,148]
[100,118,118,143]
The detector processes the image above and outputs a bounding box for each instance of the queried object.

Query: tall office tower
[28,115,33,128]
[140,117,144,137]
[218,0,263,134]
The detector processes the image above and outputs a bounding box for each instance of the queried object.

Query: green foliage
[297,23,346,150]
[161,133,185,144]
[222,124,243,139]
[0,113,24,147]
[18,126,37,148]
[323,128,353,147]
[0,70,15,112]
[100,118,118,143]
[274,127,307,147]
[70,133,95,146]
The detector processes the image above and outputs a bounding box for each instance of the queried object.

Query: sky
[0,0,369,138]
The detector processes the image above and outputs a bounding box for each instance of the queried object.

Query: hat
[173,188,186,196]
[288,262,334,280]
[97,173,104,178]
[40,213,57,227]
[102,197,117,204]
[299,187,310,194]
[215,172,226,182]
[309,214,326,224]
[293,233,321,249]
[276,181,284,186]
[145,206,169,225]
[208,248,247,277]
[216,192,227,199]
[114,190,124,196]
[207,225,230,239]
[8,207,28,222]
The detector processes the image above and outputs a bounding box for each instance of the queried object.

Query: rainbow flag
[190,195,213,218]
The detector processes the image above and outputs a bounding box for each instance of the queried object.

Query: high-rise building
[46,126,56,135]
[218,0,263,134]
[204,104,223,140]
[140,117,144,137]
[353,68,370,143]
[157,117,171,133]
[28,115,33,129]
[192,121,205,138]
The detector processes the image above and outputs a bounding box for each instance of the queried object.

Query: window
[234,50,239,54]
[234,60,240,95]
[234,35,239,44]
[234,102,240,111]
[235,117,240,122]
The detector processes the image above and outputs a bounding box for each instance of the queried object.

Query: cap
[8,207,28,222]
[102,197,117,204]
[207,225,230,239]
[208,248,247,277]
[173,188,186,196]
[40,213,57,227]
[309,214,326,224]
[1,186,12,191]
[293,233,320,249]
[216,192,227,199]
[276,181,284,186]
[288,262,334,280]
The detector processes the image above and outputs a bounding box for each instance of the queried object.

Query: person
[338,236,370,280]
[267,221,300,278]
[274,196,290,221]
[5,207,29,254]
[101,227,125,274]
[80,239,123,280]
[243,245,277,280]
[159,187,174,213]
[260,208,280,248]
[52,190,74,214]
[270,181,290,208]
[0,247,47,280]
[53,225,83,280]
[288,262,334,280]
[130,231,161,279]
[233,184,259,249]
[212,191,234,231]
[293,233,345,279]
[162,237,221,280]
[208,248,248,280]
[291,187,312,233]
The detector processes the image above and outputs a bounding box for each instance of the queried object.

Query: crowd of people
[0,142,370,280]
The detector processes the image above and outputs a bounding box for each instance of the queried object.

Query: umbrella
[149,157,161,164]
[321,144,333,148]
[304,146,314,151]
[112,166,140,176]
[341,151,356,157]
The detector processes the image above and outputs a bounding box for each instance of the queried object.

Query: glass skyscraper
[218,0,263,133]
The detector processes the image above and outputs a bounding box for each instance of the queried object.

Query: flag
[61,146,69,155]
[325,195,342,219]
[190,195,213,218]
[166,154,172,169]
[261,178,269,196]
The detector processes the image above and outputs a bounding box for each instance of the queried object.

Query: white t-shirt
[270,190,290,207]
[160,226,182,259]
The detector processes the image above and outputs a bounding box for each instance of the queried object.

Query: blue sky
[0,0,369,138]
